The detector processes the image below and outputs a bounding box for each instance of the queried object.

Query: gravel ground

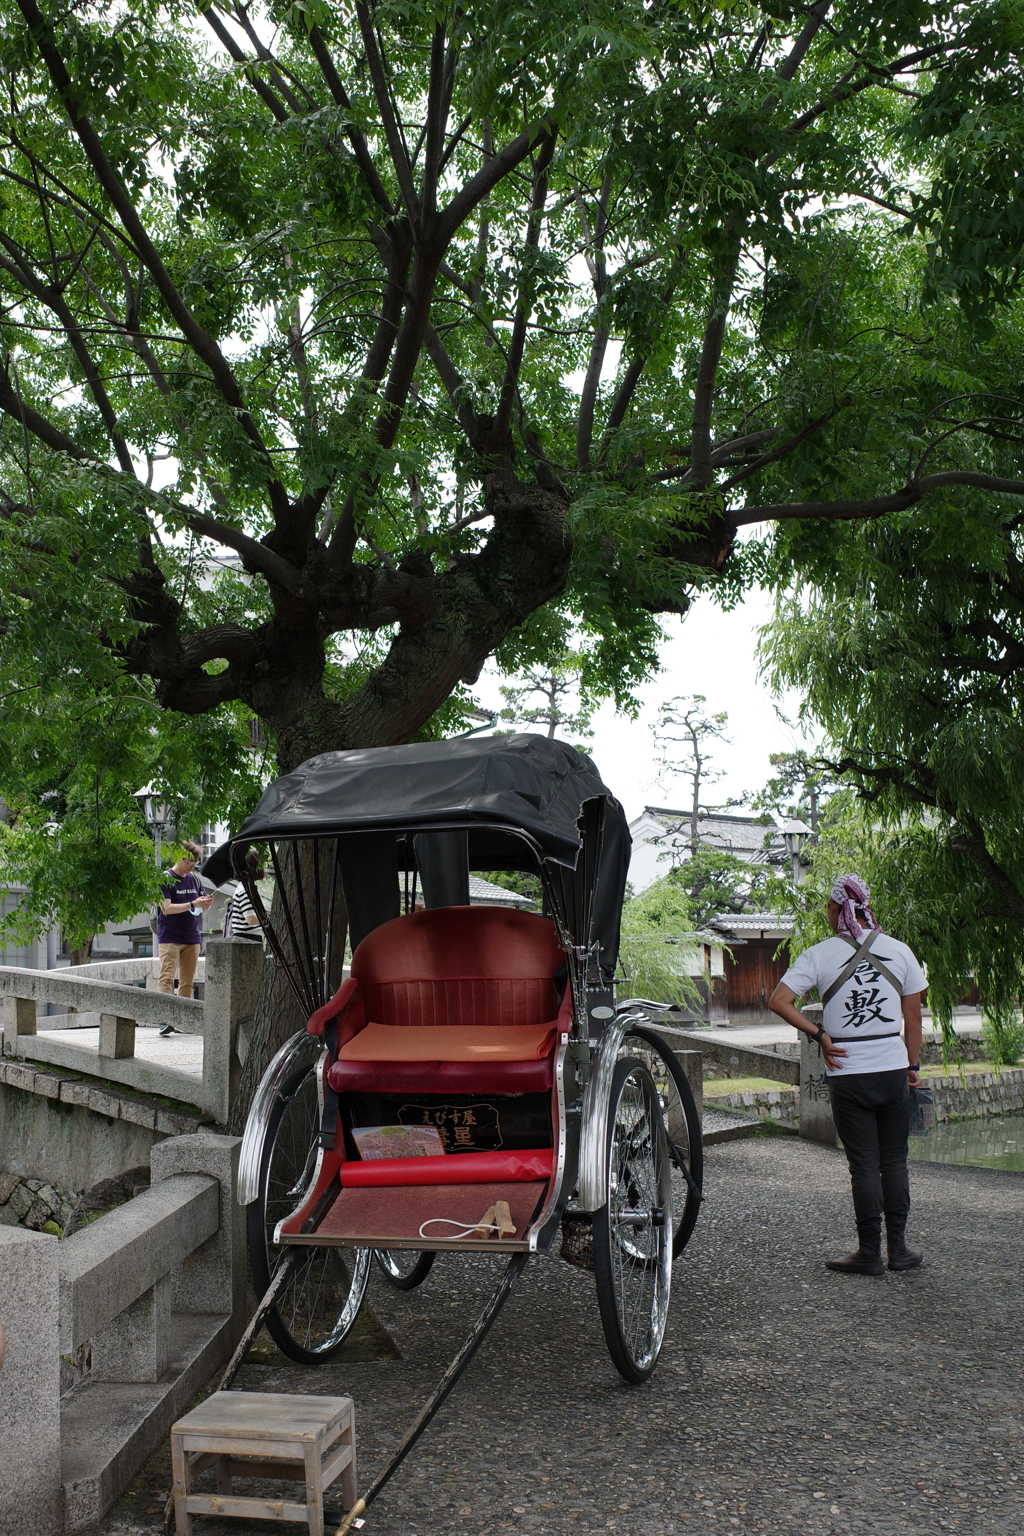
[102,1135,1023,1536]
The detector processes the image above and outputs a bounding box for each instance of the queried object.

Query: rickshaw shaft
[336,1251,530,1531]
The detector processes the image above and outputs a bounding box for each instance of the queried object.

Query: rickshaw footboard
[284,1179,545,1252]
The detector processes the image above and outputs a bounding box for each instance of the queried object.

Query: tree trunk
[70,936,94,966]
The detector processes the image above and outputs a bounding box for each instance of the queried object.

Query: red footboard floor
[306,1179,548,1250]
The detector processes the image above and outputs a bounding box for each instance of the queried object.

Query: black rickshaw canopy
[204,734,631,1010]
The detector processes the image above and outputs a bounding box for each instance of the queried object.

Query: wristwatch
[907,1061,920,1071]
[811,1024,825,1044]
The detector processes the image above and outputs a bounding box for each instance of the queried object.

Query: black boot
[886,1225,923,1271]
[827,1221,885,1276]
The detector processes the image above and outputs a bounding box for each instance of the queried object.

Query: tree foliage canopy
[4,0,1024,951]
[762,473,1024,1031]
[3,0,1024,783]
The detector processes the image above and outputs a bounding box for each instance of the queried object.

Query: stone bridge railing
[0,1132,244,1535]
[0,939,264,1124]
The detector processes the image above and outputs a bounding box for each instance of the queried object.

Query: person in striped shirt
[226,860,265,942]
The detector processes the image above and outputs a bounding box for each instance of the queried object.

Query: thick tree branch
[306,24,394,214]
[719,406,843,490]
[731,472,1024,526]
[437,116,559,247]
[950,818,1024,924]
[354,2,419,221]
[420,21,448,217]
[0,241,136,474]
[650,429,780,481]
[16,0,293,532]
[688,252,740,486]
[776,0,831,83]
[0,358,307,594]
[783,42,964,140]
[575,174,613,471]
[423,323,478,445]
[495,136,556,444]
[198,6,292,122]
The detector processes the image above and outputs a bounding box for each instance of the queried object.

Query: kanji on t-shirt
[780,933,927,1076]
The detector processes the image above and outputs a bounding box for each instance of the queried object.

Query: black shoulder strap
[821,930,900,1007]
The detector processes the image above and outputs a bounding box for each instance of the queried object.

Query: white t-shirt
[780,932,927,1076]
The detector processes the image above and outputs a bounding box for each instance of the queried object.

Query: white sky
[482,585,813,823]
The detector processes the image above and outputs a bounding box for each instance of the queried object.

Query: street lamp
[778,817,812,888]
[133,785,176,868]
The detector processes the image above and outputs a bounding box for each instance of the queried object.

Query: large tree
[761,469,1024,1032]
[2,0,1024,784]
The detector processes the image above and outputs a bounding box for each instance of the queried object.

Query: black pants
[827,1068,910,1238]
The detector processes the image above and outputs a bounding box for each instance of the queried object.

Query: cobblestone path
[103,1135,1023,1535]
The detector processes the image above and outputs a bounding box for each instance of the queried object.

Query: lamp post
[133,785,175,868]
[779,817,812,888]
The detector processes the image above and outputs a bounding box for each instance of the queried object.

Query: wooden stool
[170,1391,357,1536]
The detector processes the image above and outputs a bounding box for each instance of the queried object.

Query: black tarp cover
[204,735,630,984]
[211,734,626,868]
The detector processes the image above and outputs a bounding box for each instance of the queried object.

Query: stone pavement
[100,1136,1022,1536]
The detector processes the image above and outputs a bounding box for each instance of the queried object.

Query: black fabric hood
[208,733,626,870]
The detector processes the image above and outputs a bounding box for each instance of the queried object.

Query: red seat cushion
[328,1056,554,1095]
[324,907,566,1095]
[352,906,563,1028]
[340,1149,553,1187]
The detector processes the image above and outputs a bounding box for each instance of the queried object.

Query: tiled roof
[468,874,533,908]
[707,912,795,934]
[632,807,782,856]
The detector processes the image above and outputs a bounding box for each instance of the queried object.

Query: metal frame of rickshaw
[235,813,640,1260]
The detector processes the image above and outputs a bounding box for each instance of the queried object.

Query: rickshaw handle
[332,1251,530,1534]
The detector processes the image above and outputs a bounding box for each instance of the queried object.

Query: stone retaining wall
[707,1068,1024,1129]
[0,1172,79,1234]
[929,1067,1024,1122]
[0,1059,209,1188]
[706,1087,800,1129]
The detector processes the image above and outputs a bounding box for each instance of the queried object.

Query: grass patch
[921,1059,1018,1077]
[704,1075,796,1096]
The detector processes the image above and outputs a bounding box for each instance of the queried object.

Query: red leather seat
[339,1149,554,1187]
[320,906,567,1096]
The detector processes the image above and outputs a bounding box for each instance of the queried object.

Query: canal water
[908,1115,1024,1172]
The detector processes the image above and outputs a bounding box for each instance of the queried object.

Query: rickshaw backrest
[351,905,563,1029]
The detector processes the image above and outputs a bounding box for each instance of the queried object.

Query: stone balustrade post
[3,993,36,1052]
[90,1273,173,1383]
[150,1131,246,1343]
[673,1047,704,1127]
[0,1227,61,1536]
[201,939,263,1125]
[799,1033,838,1146]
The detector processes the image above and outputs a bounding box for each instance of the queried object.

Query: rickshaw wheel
[374,1249,437,1290]
[623,1026,704,1258]
[248,1059,371,1362]
[593,1058,673,1384]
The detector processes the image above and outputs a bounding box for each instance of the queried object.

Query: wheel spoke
[248,1059,369,1360]
[594,1060,672,1380]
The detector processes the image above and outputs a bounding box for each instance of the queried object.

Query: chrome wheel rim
[606,1065,672,1372]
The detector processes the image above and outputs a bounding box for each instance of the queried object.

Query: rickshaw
[206,734,703,1397]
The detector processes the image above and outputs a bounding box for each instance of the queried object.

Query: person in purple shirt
[157,841,213,999]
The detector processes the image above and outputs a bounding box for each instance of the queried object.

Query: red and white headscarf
[829,873,880,940]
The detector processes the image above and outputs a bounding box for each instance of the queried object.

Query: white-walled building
[627,806,785,892]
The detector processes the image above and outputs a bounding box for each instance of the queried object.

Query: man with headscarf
[769,874,927,1274]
